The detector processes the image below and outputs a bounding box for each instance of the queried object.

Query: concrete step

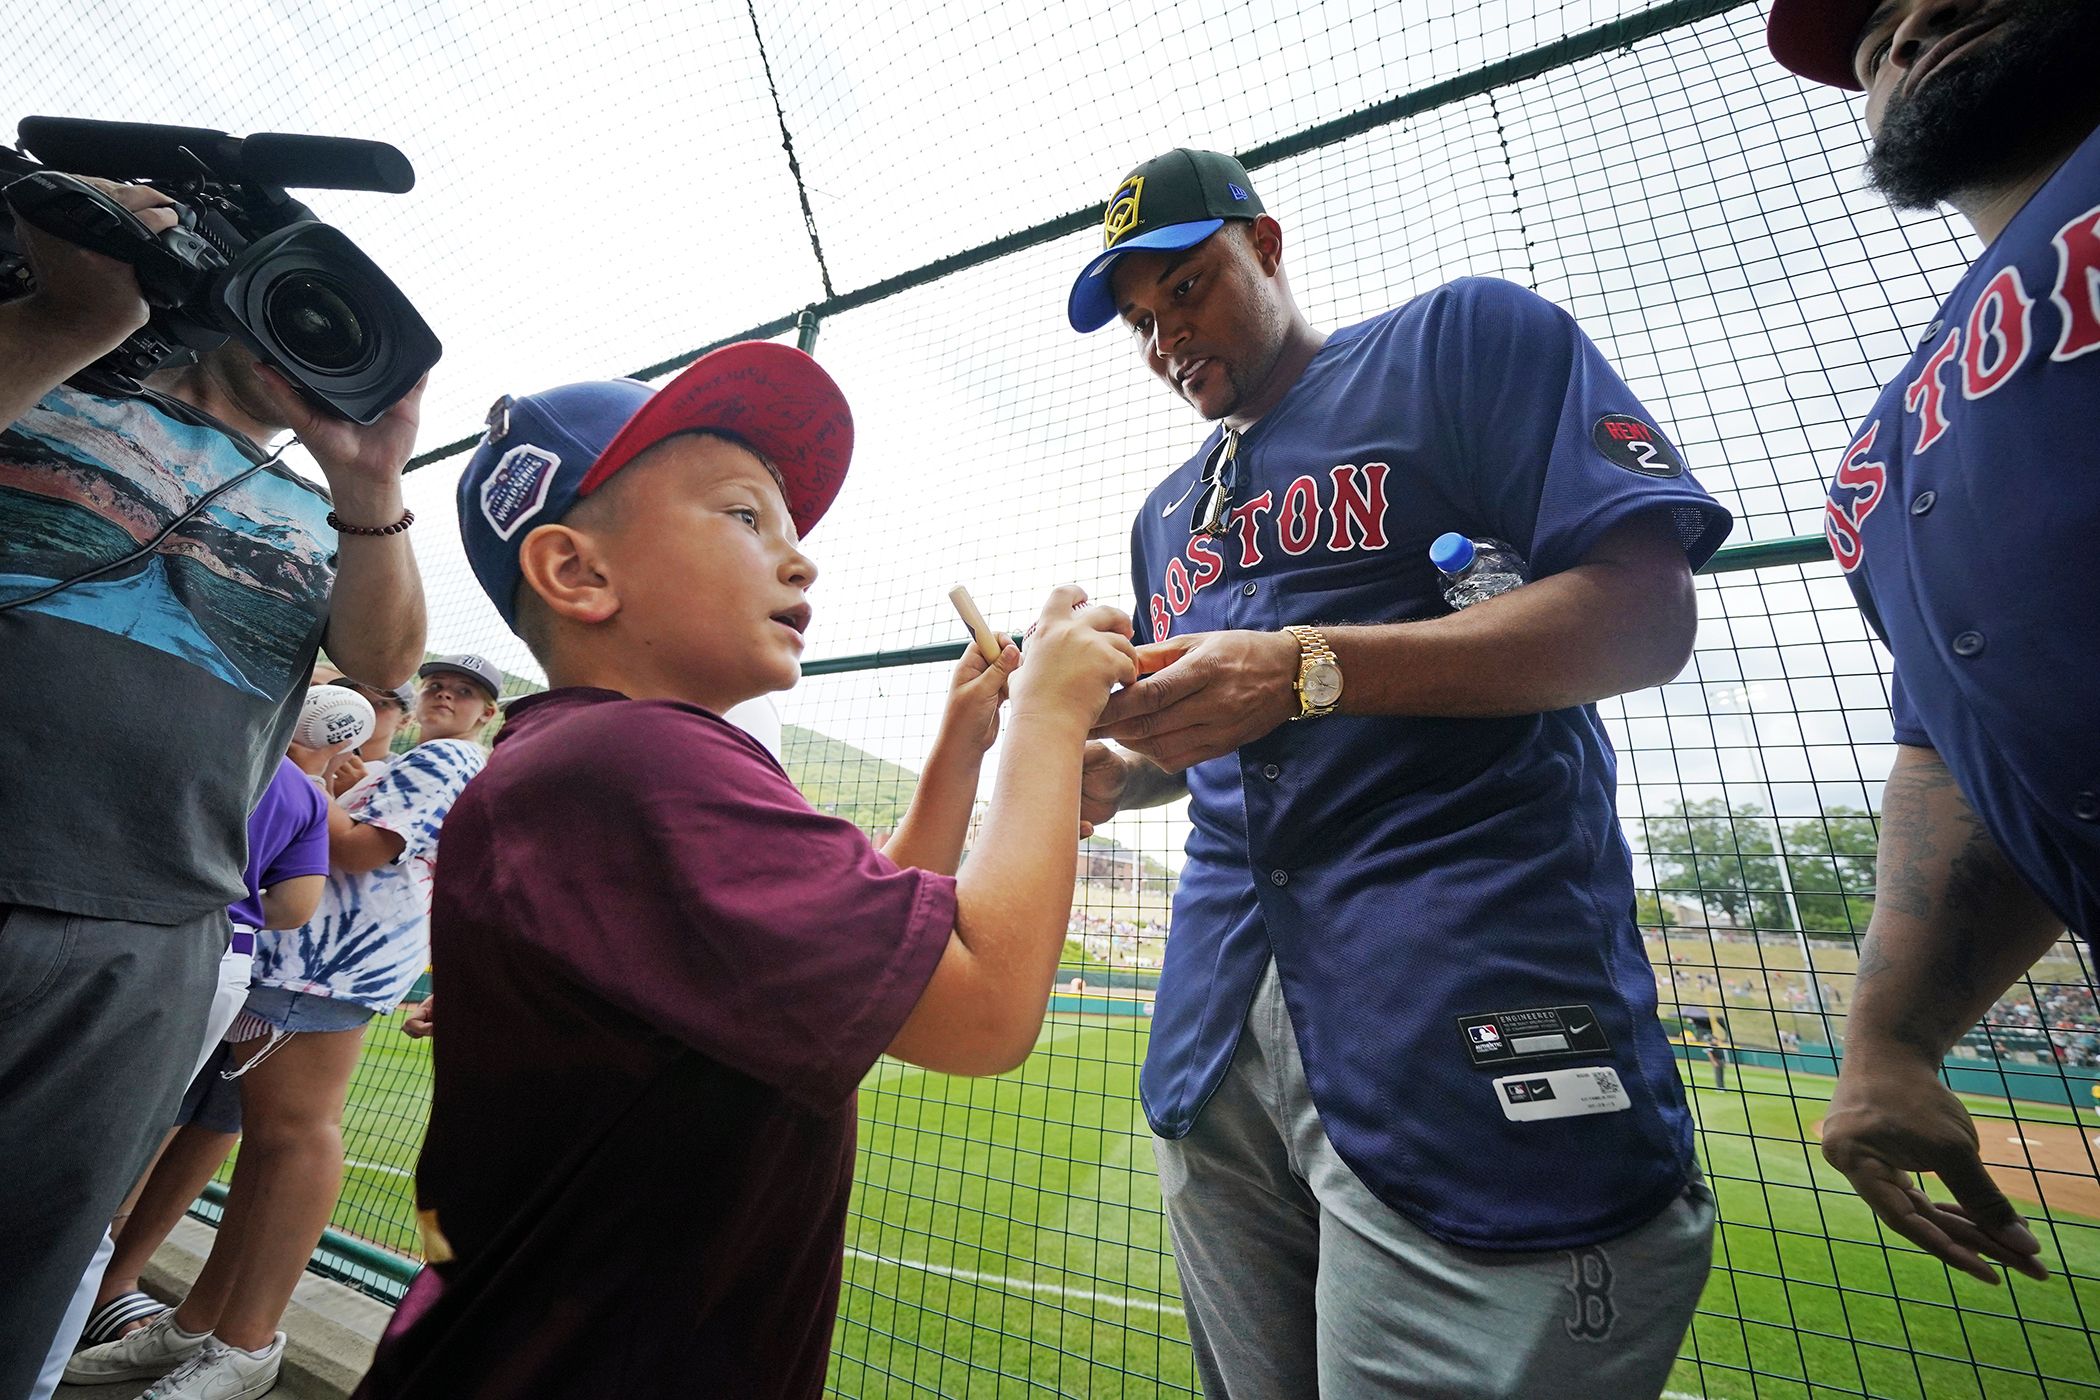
[58,1216,393,1400]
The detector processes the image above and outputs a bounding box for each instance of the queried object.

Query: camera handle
[2,171,224,305]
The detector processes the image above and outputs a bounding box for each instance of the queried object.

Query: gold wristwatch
[1282,625,1342,719]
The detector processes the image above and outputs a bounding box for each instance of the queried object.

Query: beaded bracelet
[328,508,415,536]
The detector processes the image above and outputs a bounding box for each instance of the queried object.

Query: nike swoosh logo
[1568,1023,1592,1035]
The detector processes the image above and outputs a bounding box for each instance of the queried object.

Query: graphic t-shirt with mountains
[0,386,335,923]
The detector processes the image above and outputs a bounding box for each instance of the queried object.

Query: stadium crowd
[0,0,2094,1397]
[1066,908,1169,967]
[1971,985,2100,1068]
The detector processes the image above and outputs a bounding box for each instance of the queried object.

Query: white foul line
[845,1247,1178,1315]
[345,1157,414,1179]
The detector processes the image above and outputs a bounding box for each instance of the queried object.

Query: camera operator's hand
[253,362,431,690]
[12,178,177,347]
[251,365,427,502]
[1,177,179,428]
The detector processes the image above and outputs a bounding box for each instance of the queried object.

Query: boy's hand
[402,995,435,1039]
[1010,585,1139,728]
[329,751,370,796]
[286,736,357,778]
[937,635,1021,755]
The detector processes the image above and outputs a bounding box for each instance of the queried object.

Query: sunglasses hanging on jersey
[1167,426,1241,538]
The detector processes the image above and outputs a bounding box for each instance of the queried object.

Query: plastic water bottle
[1431,532,1528,609]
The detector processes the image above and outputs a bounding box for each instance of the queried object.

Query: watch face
[1302,660,1342,708]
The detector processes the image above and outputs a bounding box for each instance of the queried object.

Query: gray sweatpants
[0,905,224,1395]
[1154,961,1715,1400]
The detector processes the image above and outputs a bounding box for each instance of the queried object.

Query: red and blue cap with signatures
[458,341,852,630]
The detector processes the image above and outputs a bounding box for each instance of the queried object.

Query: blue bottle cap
[1429,532,1475,573]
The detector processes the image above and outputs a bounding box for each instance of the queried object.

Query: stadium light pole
[1710,683,1837,1057]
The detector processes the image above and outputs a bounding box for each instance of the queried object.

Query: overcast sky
[5,0,1983,872]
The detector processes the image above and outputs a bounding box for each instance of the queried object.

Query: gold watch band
[1283,624,1342,719]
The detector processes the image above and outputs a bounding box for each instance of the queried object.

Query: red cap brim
[1768,0,1877,91]
[577,341,853,539]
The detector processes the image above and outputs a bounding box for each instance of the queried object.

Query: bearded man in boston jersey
[1065,149,1734,1398]
[1766,0,2100,1289]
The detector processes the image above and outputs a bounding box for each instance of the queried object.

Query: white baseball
[295,685,375,751]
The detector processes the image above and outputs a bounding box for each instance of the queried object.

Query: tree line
[1635,798,1877,938]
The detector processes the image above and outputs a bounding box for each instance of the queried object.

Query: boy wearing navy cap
[352,342,1137,1399]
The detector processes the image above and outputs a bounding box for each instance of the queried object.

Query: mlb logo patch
[480,445,561,541]
[1469,1024,1502,1046]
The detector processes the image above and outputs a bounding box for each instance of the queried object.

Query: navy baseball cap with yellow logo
[1067,149,1265,333]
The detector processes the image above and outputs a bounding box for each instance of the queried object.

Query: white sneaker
[137,1333,284,1400]
[63,1309,206,1384]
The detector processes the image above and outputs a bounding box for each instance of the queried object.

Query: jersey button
[1270,869,1289,886]
[1242,581,1258,597]
[1262,764,1281,780]
[1910,491,1936,515]
[1951,630,1986,658]
[2075,792,2100,823]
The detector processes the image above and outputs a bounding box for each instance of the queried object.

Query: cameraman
[0,173,427,1385]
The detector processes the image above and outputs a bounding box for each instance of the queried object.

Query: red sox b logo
[1824,423,1886,575]
[1564,1245,1616,1342]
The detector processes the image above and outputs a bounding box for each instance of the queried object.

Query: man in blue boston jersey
[1067,149,1733,1397]
[1766,0,2100,1289]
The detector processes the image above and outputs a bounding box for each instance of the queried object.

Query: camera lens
[264,272,372,373]
[220,222,440,423]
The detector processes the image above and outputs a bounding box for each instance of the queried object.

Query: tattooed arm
[1819,743,2065,1284]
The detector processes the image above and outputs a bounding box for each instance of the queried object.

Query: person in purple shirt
[55,758,329,1380]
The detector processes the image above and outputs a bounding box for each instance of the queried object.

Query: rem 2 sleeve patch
[1592,415,1684,477]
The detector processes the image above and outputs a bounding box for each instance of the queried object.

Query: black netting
[16,1,2099,1394]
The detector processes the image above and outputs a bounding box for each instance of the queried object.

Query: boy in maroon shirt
[353,343,1137,1399]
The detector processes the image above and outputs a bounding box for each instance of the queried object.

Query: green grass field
[274,1008,2100,1399]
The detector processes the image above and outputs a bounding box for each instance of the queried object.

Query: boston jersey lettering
[1149,462,1390,640]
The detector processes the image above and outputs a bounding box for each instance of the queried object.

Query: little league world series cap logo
[480,444,561,540]
[1104,175,1144,248]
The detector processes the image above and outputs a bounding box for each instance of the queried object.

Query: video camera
[0,117,440,424]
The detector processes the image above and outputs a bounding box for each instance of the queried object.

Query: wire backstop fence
[16,0,2099,1394]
